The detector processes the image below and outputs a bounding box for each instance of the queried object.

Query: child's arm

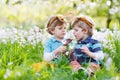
[53,46,67,55]
[44,52,54,61]
[80,46,104,61]
[44,46,66,61]
[90,51,104,61]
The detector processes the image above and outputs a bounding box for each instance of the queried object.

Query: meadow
[0,26,120,80]
[0,0,120,80]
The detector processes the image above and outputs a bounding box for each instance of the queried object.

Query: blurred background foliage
[0,0,119,30]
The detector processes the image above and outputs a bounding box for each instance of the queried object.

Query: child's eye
[74,29,78,32]
[58,28,62,30]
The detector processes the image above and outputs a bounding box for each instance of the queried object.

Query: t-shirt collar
[51,37,62,43]
[77,36,92,44]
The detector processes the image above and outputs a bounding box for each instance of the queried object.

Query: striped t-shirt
[74,36,102,64]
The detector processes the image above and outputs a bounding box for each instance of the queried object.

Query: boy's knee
[87,62,100,73]
[90,62,100,69]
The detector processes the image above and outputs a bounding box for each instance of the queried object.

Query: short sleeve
[92,42,102,52]
[44,40,52,53]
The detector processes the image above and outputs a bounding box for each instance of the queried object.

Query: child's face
[51,23,67,39]
[73,26,86,41]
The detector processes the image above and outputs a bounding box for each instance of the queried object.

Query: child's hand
[80,46,91,55]
[58,46,67,53]
[70,60,81,71]
[54,46,67,55]
[80,46,95,58]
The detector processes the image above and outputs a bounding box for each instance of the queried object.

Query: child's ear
[51,29,55,34]
[82,29,88,34]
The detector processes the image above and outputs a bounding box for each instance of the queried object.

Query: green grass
[0,36,120,80]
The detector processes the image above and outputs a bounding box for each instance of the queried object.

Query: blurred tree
[96,0,120,29]
[5,0,9,4]
[12,0,22,5]
[76,0,120,29]
[107,0,113,28]
[0,0,119,29]
[5,0,22,5]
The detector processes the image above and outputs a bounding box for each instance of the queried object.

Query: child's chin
[60,36,64,39]
[61,35,65,38]
[75,37,79,40]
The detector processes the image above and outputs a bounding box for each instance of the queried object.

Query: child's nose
[62,28,66,31]
[73,31,76,35]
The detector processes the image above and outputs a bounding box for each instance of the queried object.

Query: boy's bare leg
[70,60,81,72]
[87,62,100,76]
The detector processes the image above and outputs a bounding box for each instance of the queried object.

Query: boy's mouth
[62,33,65,35]
[75,36,80,40]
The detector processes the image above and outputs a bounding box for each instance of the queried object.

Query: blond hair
[46,15,67,35]
[71,17,94,36]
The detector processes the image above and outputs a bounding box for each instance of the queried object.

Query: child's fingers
[58,46,66,52]
[60,49,66,52]
[60,46,66,50]
[80,46,89,53]
[63,46,67,50]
